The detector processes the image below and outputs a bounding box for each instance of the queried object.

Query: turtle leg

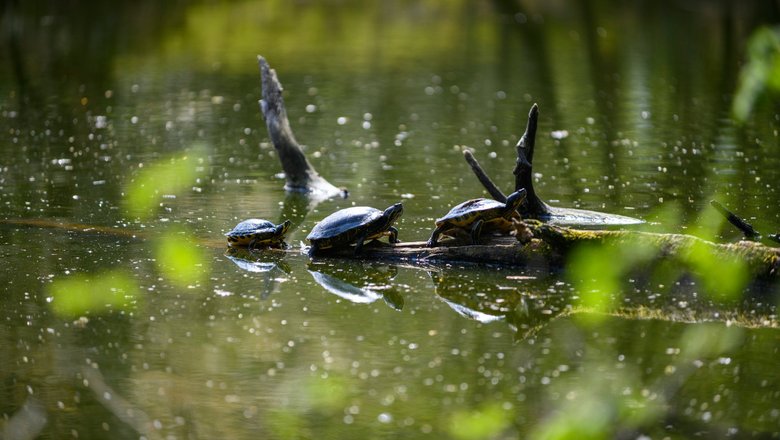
[470,219,484,244]
[387,226,400,244]
[248,237,257,249]
[354,232,370,255]
[427,226,444,247]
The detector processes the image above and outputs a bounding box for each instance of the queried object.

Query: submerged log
[258,56,346,199]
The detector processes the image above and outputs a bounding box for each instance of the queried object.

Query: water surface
[2,1,780,438]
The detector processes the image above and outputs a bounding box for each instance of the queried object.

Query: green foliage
[49,269,138,317]
[124,144,208,221]
[124,144,211,287]
[683,240,748,301]
[732,26,780,122]
[568,200,750,319]
[447,402,512,440]
[267,408,305,440]
[680,323,744,359]
[532,398,612,440]
[266,375,349,439]
[154,229,209,288]
[567,238,656,321]
[529,362,662,440]
[302,375,350,412]
[48,145,212,318]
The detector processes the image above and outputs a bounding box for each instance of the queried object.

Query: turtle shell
[307,207,382,243]
[436,198,506,226]
[226,219,283,246]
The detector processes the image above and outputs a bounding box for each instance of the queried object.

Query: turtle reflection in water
[307,203,403,256]
[429,269,557,340]
[427,189,527,247]
[308,262,404,311]
[225,219,291,249]
[224,247,291,299]
[224,247,291,273]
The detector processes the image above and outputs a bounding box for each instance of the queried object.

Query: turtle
[427,189,527,247]
[307,203,403,256]
[225,219,291,248]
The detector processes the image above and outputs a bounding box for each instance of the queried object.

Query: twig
[463,150,507,202]
[711,200,779,244]
[710,200,759,239]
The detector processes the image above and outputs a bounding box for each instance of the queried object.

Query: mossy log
[311,224,780,281]
[313,235,558,268]
[535,224,780,279]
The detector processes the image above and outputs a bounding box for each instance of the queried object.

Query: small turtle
[427,189,527,247]
[225,219,291,248]
[307,203,403,256]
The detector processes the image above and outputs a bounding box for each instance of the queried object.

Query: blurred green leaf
[448,402,511,440]
[267,408,305,440]
[569,243,622,317]
[568,238,656,322]
[684,240,748,300]
[124,144,208,220]
[680,323,744,359]
[531,357,662,440]
[687,196,726,242]
[50,269,138,317]
[732,26,780,122]
[532,398,612,440]
[155,230,209,288]
[304,375,349,412]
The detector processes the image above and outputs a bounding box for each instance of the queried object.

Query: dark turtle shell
[226,219,289,247]
[307,204,403,254]
[307,206,383,245]
[436,198,507,226]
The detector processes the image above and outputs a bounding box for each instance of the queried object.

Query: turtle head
[277,220,292,237]
[505,189,527,212]
[384,203,404,224]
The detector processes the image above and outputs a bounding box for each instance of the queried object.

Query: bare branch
[463,150,507,202]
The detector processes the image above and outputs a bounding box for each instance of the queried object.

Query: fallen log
[308,235,558,268]
[307,224,780,281]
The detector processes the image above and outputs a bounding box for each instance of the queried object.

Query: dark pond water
[2,1,780,439]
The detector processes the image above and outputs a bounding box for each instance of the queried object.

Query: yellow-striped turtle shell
[226,219,291,248]
[427,189,526,247]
